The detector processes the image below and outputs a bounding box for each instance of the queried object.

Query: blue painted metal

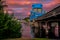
[30,4,45,21]
[32,4,43,9]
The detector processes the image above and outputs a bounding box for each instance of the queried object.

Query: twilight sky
[5,0,60,19]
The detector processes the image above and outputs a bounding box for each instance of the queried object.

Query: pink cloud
[43,0,60,11]
[5,0,60,17]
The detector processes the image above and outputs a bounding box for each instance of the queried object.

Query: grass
[1,38,48,40]
[32,38,48,40]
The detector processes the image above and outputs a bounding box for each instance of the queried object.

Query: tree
[0,13,22,39]
[0,0,22,39]
[24,17,30,22]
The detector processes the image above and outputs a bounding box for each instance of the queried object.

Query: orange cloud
[6,0,60,16]
[27,12,30,16]
[6,0,38,5]
[42,0,60,12]
[7,1,29,5]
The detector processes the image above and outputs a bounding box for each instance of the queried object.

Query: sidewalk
[21,23,32,38]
